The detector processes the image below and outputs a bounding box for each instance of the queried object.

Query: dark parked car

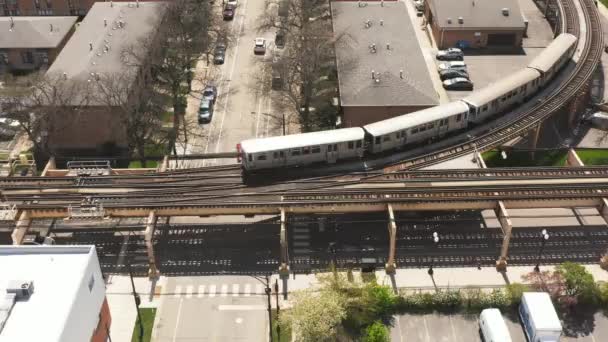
[275,30,286,48]
[203,85,218,103]
[436,48,464,61]
[198,99,214,124]
[443,77,474,91]
[439,69,469,81]
[223,4,235,20]
[213,44,226,64]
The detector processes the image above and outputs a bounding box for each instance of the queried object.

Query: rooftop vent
[386,43,390,50]
[502,8,510,16]
[380,19,384,26]
[365,19,371,28]
[375,77,381,83]
[458,17,464,24]
[89,42,93,51]
[371,70,375,79]
[369,43,377,53]
[400,69,403,79]
[7,280,34,300]
[104,19,107,27]
[447,17,452,24]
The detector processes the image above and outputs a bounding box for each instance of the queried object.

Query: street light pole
[274,279,281,340]
[428,232,440,276]
[534,229,550,272]
[265,275,273,342]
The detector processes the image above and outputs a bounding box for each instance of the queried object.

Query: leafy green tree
[363,321,390,342]
[506,283,529,306]
[556,262,598,305]
[282,289,347,342]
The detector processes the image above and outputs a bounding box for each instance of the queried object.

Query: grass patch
[131,308,156,342]
[128,160,159,168]
[272,309,291,342]
[361,272,377,283]
[161,111,174,123]
[575,149,608,165]
[482,150,567,167]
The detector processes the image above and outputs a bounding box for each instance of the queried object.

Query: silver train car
[239,33,577,173]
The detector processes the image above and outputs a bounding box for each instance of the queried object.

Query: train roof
[363,101,469,136]
[461,68,539,107]
[240,128,365,154]
[528,33,577,73]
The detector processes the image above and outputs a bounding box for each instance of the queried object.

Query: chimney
[458,17,464,24]
[89,42,93,51]
[386,43,390,50]
[371,70,375,79]
[104,19,107,27]
[502,8,510,16]
[400,69,403,79]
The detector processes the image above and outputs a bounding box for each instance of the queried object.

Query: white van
[479,308,513,342]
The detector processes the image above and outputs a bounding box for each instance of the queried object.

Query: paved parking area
[391,312,608,341]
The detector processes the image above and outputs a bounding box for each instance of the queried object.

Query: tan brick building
[331,1,438,127]
[425,0,526,50]
[0,16,77,73]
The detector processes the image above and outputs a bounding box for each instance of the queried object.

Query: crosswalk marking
[232,284,240,296]
[209,284,217,297]
[244,284,251,297]
[185,285,193,298]
[197,285,206,298]
[173,285,182,298]
[220,284,228,297]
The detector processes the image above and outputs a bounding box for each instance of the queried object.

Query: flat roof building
[0,245,110,342]
[331,1,438,127]
[44,1,166,158]
[0,16,77,73]
[425,0,526,49]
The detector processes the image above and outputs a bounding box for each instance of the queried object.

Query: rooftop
[331,1,438,107]
[46,1,166,105]
[427,0,526,30]
[0,16,78,49]
[0,246,105,342]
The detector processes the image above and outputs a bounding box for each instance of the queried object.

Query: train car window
[328,144,333,152]
[333,144,338,151]
[312,146,321,153]
[292,149,301,156]
[456,114,462,122]
[303,147,310,154]
[427,123,434,129]
[279,151,285,157]
[273,152,278,159]
[482,105,488,112]
[348,141,354,149]
[412,128,419,134]
[356,140,362,148]
[375,137,381,144]
[258,154,267,161]
[248,154,252,162]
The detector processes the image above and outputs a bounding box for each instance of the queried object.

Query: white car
[254,38,266,55]
[227,0,237,6]
[437,60,466,71]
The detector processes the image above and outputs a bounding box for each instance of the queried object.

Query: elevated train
[238,33,578,173]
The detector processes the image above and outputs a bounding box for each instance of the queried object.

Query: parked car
[198,99,214,124]
[254,38,266,55]
[413,0,424,11]
[275,31,286,48]
[479,309,512,342]
[437,60,466,71]
[203,85,218,103]
[227,0,237,6]
[436,47,464,61]
[443,77,473,90]
[223,4,235,20]
[213,44,226,64]
[438,68,469,81]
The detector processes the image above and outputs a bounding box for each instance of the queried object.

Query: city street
[153,276,270,342]
[177,0,284,168]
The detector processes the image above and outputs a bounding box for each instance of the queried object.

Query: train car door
[327,144,338,163]
[247,153,255,169]
[272,150,286,167]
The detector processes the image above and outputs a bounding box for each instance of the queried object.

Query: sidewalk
[105,275,165,342]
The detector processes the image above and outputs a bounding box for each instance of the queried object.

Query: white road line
[221,284,229,297]
[209,284,217,297]
[173,285,182,298]
[218,305,266,311]
[423,316,431,342]
[197,285,206,298]
[244,284,251,297]
[172,298,184,342]
[448,315,457,342]
[214,0,249,153]
[255,96,263,138]
[185,285,193,299]
[232,284,240,297]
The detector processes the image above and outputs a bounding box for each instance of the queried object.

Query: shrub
[363,321,390,342]
[433,290,462,312]
[506,283,528,306]
[556,262,599,306]
[598,282,608,307]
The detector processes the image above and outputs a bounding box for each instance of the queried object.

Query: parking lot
[391,311,608,341]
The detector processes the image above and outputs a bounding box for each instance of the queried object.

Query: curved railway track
[384,0,603,172]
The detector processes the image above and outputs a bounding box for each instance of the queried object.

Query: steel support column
[566,148,584,167]
[386,203,397,274]
[279,209,290,276]
[495,201,513,271]
[159,156,169,172]
[144,211,159,279]
[41,157,56,177]
[527,123,542,153]
[11,211,31,245]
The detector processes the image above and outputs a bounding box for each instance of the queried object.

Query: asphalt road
[179,0,282,168]
[153,276,270,342]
